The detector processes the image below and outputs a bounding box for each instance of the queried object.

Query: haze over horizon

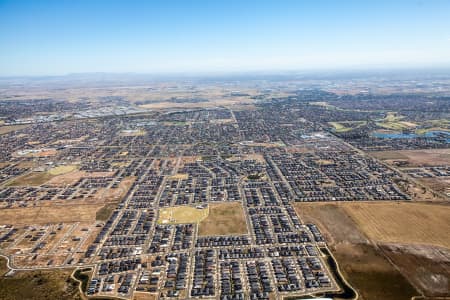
[1,0,450,76]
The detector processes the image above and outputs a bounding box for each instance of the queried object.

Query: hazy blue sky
[1,0,450,76]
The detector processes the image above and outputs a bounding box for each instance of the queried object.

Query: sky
[1,0,450,76]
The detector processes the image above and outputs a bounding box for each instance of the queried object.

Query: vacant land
[370,149,450,167]
[332,243,418,300]
[0,204,102,225]
[47,165,77,175]
[133,292,157,300]
[96,203,118,221]
[294,202,421,300]
[381,244,450,297]
[158,205,209,224]
[0,125,29,135]
[418,177,450,195]
[6,171,54,186]
[198,202,247,236]
[0,257,8,276]
[294,203,367,244]
[0,267,81,300]
[95,176,135,203]
[344,202,450,248]
[46,170,117,186]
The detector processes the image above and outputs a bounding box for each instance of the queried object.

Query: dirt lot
[198,202,247,236]
[370,149,450,167]
[0,267,81,300]
[294,203,367,244]
[0,204,102,225]
[332,243,418,300]
[381,243,450,297]
[343,202,450,248]
[133,291,157,300]
[294,202,422,300]
[418,177,450,195]
[295,201,450,298]
[94,176,135,203]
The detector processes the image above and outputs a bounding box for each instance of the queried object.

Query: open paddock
[370,149,450,167]
[198,202,248,236]
[0,204,103,226]
[381,243,450,297]
[343,202,450,248]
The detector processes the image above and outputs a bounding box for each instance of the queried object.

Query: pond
[371,130,450,142]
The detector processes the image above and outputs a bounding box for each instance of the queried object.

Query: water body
[372,130,450,142]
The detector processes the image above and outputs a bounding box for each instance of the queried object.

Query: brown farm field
[293,202,450,300]
[343,202,450,248]
[381,244,450,297]
[332,243,419,300]
[370,148,450,167]
[198,202,248,236]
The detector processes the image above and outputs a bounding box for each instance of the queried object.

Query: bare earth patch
[293,202,367,244]
[343,202,450,248]
[370,149,450,167]
[198,202,247,236]
[0,204,102,225]
[293,202,420,300]
[381,243,450,297]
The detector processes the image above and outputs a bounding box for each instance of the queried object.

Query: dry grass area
[294,203,367,244]
[96,203,117,221]
[47,165,77,175]
[381,243,450,297]
[0,267,81,300]
[158,205,209,224]
[332,243,418,300]
[46,170,85,186]
[343,202,450,248]
[0,257,8,276]
[293,202,419,300]
[7,165,80,186]
[0,125,29,135]
[198,202,247,236]
[370,149,450,167]
[6,171,54,186]
[0,204,102,225]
